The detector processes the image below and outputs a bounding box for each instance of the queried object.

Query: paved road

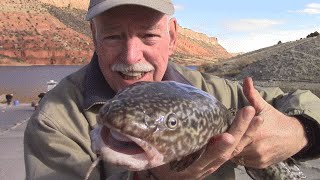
[0,104,33,180]
[0,104,34,133]
[0,118,27,180]
[0,104,320,179]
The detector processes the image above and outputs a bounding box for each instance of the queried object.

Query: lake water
[0,65,83,102]
[0,65,197,103]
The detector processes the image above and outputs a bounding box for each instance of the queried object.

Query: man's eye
[144,34,160,38]
[105,35,121,40]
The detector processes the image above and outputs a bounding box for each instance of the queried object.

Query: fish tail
[245,158,306,180]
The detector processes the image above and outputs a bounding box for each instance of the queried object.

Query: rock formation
[0,0,231,66]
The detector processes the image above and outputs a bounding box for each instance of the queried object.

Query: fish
[85,81,306,180]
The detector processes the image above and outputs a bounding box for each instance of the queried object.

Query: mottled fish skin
[99,81,232,163]
[246,158,306,180]
[97,81,306,180]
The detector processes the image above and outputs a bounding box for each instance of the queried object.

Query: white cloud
[307,3,320,9]
[219,27,319,53]
[289,3,320,14]
[222,19,284,32]
[174,4,184,11]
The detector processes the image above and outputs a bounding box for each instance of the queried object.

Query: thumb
[243,77,268,113]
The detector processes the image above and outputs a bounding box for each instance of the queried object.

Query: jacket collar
[83,53,192,110]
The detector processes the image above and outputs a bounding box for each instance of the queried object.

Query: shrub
[306,31,319,38]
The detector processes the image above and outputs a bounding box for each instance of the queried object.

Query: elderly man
[24,0,320,179]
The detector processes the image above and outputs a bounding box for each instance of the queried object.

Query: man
[5,93,13,105]
[24,0,320,179]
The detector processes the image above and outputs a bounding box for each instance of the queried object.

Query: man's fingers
[227,106,256,151]
[232,116,264,157]
[194,106,255,172]
[190,133,235,170]
[193,133,235,178]
[199,168,215,180]
[243,77,268,113]
[185,106,257,177]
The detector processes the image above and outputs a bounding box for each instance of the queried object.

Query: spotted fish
[86,81,306,180]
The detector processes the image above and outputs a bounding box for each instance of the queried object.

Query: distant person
[31,92,46,110]
[5,93,13,106]
[38,92,46,102]
[24,0,320,179]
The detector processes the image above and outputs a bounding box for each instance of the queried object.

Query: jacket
[24,54,320,179]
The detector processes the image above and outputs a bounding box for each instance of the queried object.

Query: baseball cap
[86,0,175,20]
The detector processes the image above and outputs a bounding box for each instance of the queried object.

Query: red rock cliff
[0,0,231,66]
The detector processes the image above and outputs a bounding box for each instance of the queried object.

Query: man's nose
[124,37,143,64]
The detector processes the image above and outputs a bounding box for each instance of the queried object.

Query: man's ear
[90,20,97,48]
[168,18,177,55]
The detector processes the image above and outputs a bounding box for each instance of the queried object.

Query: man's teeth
[121,71,144,76]
[120,71,146,80]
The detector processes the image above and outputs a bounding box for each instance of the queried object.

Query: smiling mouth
[119,71,148,80]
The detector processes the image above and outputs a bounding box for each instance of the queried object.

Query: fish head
[92,81,225,171]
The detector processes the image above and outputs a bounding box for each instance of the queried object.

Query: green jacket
[24,54,320,180]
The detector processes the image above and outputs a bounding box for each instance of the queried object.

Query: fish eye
[166,113,178,129]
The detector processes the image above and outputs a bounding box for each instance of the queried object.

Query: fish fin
[228,108,237,116]
[245,158,306,180]
[227,108,236,126]
[170,145,207,172]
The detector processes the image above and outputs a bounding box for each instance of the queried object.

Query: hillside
[0,0,231,66]
[201,36,320,97]
[172,26,232,65]
[0,0,94,65]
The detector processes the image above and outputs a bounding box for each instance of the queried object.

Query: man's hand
[137,77,307,179]
[138,105,263,179]
[233,77,308,168]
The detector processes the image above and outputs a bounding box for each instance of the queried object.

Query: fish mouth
[102,126,145,155]
[91,125,164,171]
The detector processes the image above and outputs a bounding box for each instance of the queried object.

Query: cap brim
[85,0,174,20]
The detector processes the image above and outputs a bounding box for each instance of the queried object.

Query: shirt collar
[83,53,192,110]
[83,53,116,110]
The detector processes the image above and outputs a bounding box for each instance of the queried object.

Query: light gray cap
[86,0,175,20]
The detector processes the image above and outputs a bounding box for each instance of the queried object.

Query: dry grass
[202,36,320,97]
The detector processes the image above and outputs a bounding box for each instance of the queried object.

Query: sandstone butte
[0,0,232,66]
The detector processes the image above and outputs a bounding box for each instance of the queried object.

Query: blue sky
[172,1,320,53]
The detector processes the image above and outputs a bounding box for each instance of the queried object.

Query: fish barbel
[87,81,306,180]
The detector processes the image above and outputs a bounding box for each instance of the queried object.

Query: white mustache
[111,62,155,72]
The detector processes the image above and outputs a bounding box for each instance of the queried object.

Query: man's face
[91,5,177,92]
